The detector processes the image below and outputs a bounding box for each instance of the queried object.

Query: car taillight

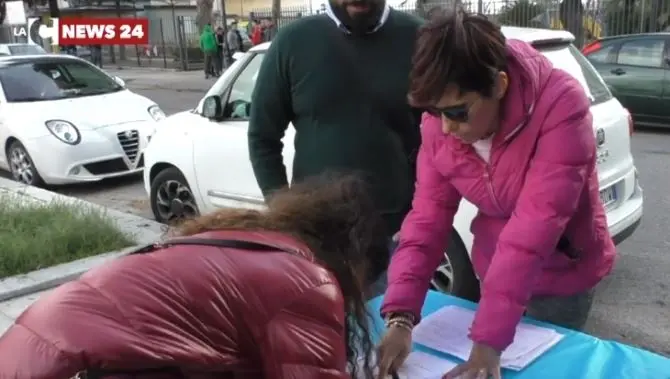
[625,109,634,136]
[582,41,602,56]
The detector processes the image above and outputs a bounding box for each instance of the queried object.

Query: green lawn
[0,193,135,278]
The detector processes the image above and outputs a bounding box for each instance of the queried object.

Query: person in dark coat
[215,26,225,74]
[248,0,423,300]
[90,44,102,68]
[0,174,388,379]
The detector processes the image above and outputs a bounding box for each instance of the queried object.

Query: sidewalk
[106,68,214,93]
[0,177,165,335]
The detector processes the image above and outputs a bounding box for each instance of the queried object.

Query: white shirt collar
[325,1,391,34]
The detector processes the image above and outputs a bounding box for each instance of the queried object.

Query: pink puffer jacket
[381,40,616,351]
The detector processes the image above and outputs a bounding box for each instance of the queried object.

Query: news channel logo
[14,17,60,46]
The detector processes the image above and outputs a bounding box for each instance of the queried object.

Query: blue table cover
[367,291,670,379]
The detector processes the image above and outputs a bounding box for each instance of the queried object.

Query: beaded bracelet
[385,313,416,332]
[388,319,414,331]
[385,312,416,326]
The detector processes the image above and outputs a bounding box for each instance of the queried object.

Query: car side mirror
[202,95,223,119]
[113,76,125,87]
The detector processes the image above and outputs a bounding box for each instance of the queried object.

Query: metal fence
[14,0,668,70]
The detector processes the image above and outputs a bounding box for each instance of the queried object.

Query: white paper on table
[412,305,565,371]
[504,331,564,370]
[396,351,459,378]
[355,351,458,379]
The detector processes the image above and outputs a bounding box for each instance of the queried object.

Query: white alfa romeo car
[143,27,643,299]
[0,54,165,186]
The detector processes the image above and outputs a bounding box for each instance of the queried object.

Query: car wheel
[430,230,481,302]
[7,141,44,186]
[150,167,200,224]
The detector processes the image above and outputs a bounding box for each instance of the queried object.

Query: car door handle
[611,68,626,75]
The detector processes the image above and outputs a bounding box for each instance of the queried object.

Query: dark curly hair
[408,6,508,107]
[177,173,389,379]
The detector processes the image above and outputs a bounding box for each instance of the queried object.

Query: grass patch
[0,193,135,278]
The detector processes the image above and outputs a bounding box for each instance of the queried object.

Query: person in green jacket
[199,24,218,79]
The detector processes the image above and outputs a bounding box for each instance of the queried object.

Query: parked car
[0,54,166,186]
[583,32,670,128]
[0,43,47,56]
[144,27,643,299]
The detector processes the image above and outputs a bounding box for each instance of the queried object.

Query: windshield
[8,45,46,55]
[0,60,123,102]
[197,52,251,113]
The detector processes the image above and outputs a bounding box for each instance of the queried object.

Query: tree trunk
[622,0,636,34]
[560,0,585,48]
[47,0,60,51]
[649,0,661,32]
[196,0,214,33]
[48,0,60,18]
[272,0,280,29]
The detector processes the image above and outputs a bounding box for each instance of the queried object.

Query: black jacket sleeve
[248,30,293,198]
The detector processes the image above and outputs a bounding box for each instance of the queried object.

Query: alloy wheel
[154,179,199,223]
[9,147,36,184]
[430,251,455,294]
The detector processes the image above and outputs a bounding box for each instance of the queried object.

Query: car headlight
[45,120,81,145]
[148,105,166,121]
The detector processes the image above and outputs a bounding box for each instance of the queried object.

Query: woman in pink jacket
[377,9,616,379]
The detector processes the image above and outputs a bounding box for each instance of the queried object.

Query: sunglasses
[427,104,470,123]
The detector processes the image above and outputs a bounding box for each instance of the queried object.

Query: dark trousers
[204,52,214,77]
[216,49,224,73]
[91,49,102,68]
[526,289,595,331]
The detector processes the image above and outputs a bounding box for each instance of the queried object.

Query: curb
[0,247,137,303]
[131,85,206,93]
[110,65,180,72]
[0,177,166,245]
[0,177,166,302]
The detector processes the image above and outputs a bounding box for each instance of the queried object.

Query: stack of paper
[397,351,459,378]
[412,305,564,371]
[356,351,458,379]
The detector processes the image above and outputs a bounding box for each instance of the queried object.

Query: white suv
[143,26,643,300]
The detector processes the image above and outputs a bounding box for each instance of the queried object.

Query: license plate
[600,185,617,208]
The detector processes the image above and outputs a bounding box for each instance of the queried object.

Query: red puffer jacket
[0,230,349,379]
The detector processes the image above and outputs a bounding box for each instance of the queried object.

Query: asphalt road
[1,70,668,356]
[584,130,670,356]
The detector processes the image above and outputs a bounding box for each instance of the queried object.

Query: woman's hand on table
[443,342,502,379]
[376,324,412,379]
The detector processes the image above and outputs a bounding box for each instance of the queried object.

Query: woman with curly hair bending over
[377,8,615,379]
[0,174,388,379]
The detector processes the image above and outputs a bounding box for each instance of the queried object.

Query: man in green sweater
[248,0,423,294]
[199,24,218,79]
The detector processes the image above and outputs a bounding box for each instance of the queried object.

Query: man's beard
[329,0,385,35]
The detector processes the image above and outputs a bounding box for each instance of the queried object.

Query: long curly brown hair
[177,173,389,379]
